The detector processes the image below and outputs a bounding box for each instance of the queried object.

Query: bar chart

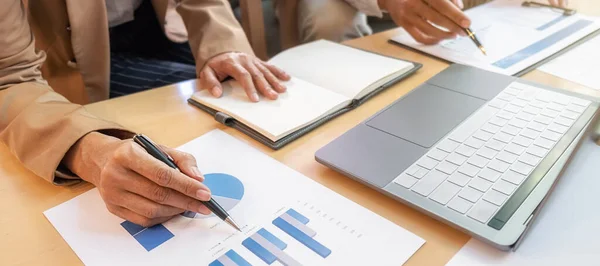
[182,173,245,218]
[242,228,300,265]
[120,221,174,251]
[209,250,252,266]
[273,208,332,258]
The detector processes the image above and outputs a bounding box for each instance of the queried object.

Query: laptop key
[417,156,439,170]
[493,179,517,195]
[468,200,499,223]
[447,197,474,214]
[455,145,477,157]
[411,170,448,197]
[429,182,461,205]
[483,189,509,206]
[436,161,458,175]
[437,139,461,153]
[469,177,493,192]
[478,168,501,182]
[502,170,527,185]
[448,172,471,187]
[394,174,418,189]
[458,186,484,203]
[457,163,481,177]
[496,151,518,164]
[446,152,468,166]
[427,148,449,161]
[413,168,428,179]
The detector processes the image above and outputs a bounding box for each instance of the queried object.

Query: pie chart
[182,173,244,219]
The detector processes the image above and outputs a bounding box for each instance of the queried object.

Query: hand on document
[63,132,213,227]
[378,0,471,44]
[378,0,568,45]
[199,52,291,102]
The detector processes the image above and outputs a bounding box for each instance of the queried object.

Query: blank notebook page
[193,77,349,140]
[268,40,414,99]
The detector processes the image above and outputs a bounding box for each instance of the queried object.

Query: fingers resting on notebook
[200,52,291,102]
[379,0,470,45]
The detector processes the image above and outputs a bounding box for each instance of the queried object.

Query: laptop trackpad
[366,84,485,148]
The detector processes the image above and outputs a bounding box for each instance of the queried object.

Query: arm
[0,0,125,183]
[1,1,214,226]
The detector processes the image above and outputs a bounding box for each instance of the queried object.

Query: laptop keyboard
[393,82,590,225]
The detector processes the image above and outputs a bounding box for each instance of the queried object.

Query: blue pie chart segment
[182,173,244,219]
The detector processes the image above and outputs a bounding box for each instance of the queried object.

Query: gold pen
[464,27,487,56]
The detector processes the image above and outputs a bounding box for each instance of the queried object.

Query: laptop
[315,64,599,250]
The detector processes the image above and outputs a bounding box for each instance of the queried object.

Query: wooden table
[2,2,599,265]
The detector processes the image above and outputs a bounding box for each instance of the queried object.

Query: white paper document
[45,130,425,266]
[391,0,600,75]
[539,33,600,90]
[446,137,600,266]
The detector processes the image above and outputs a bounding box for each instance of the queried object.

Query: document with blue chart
[390,0,600,76]
[44,130,425,266]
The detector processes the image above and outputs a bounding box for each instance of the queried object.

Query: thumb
[161,146,204,182]
[200,66,223,98]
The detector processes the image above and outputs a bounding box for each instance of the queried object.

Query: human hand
[378,0,470,44]
[548,0,568,7]
[64,132,212,227]
[199,52,291,102]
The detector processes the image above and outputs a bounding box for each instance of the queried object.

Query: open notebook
[188,40,421,149]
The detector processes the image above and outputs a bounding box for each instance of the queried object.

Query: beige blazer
[0,0,253,183]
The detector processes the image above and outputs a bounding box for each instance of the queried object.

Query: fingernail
[279,84,287,92]
[251,92,259,102]
[461,19,470,28]
[211,86,222,97]
[191,167,204,181]
[458,0,464,9]
[196,189,211,201]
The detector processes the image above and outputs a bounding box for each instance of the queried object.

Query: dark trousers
[108,0,196,98]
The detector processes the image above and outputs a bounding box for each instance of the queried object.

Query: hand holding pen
[64,132,213,228]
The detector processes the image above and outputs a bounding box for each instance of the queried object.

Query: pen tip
[480,47,487,56]
[225,217,243,232]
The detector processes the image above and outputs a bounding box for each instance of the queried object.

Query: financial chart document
[390,0,600,75]
[44,130,425,266]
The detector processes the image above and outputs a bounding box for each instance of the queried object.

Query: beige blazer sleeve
[171,0,255,70]
[0,0,128,184]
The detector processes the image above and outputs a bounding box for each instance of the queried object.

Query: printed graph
[242,228,300,265]
[183,173,245,218]
[121,173,243,251]
[209,249,252,266]
[120,221,174,252]
[273,208,332,258]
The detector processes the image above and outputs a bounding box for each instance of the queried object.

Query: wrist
[63,132,121,185]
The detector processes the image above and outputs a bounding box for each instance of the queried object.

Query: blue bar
[133,224,174,251]
[242,237,277,264]
[209,260,225,266]
[257,229,287,250]
[537,15,568,31]
[493,19,594,69]
[226,250,252,266]
[286,209,309,224]
[121,221,145,235]
[273,217,332,258]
